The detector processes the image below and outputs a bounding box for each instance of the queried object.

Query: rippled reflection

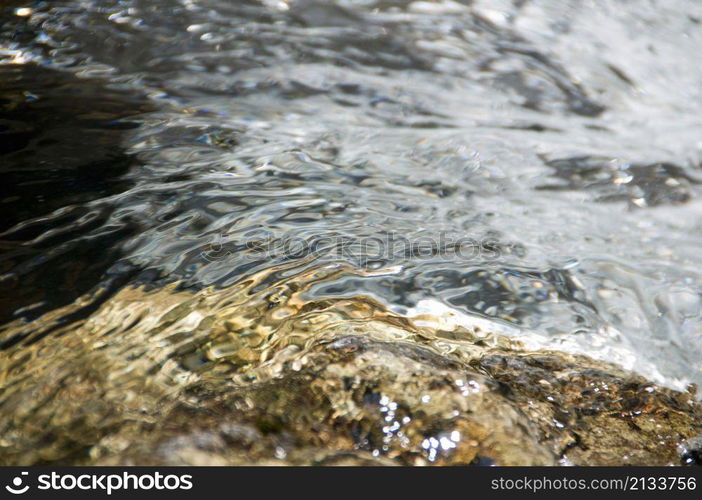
[1,0,702,464]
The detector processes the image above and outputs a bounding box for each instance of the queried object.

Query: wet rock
[538,155,699,207]
[0,266,699,465]
[679,435,702,466]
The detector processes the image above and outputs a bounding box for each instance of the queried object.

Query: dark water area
[0,64,151,327]
[1,0,702,398]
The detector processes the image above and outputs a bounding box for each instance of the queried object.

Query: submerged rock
[0,264,699,465]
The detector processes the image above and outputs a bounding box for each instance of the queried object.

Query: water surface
[2,0,702,393]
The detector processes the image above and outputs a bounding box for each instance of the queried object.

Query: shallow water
[1,0,702,396]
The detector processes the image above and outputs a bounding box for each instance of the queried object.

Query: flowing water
[2,0,702,448]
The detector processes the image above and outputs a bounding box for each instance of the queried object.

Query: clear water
[2,0,702,392]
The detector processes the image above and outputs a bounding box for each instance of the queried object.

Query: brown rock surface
[1,265,700,465]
